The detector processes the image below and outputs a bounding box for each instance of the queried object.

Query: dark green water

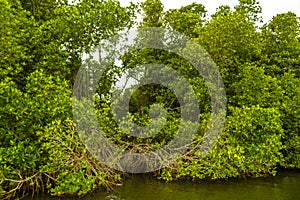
[27,171,299,200]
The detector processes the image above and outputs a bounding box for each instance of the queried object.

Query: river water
[28,171,299,200]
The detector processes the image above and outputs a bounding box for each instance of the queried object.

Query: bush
[278,73,300,168]
[159,105,284,181]
[0,71,121,199]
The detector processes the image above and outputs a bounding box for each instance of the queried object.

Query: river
[27,170,299,200]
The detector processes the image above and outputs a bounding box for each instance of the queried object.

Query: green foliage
[19,0,61,21]
[95,90,182,152]
[277,73,300,168]
[121,0,298,182]
[260,12,300,77]
[92,0,212,161]
[196,9,261,86]
[229,63,284,108]
[1,0,300,198]
[234,0,262,23]
[164,3,207,37]
[0,0,136,198]
[140,0,164,27]
[0,71,70,172]
[37,119,122,196]
[159,106,284,181]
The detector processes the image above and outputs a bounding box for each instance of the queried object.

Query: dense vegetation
[0,0,299,199]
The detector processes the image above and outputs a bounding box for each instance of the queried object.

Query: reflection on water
[27,171,299,200]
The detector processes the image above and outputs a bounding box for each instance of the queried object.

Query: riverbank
[25,170,300,200]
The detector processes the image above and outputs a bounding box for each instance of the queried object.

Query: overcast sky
[120,0,300,23]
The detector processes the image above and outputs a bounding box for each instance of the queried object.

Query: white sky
[120,0,300,23]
